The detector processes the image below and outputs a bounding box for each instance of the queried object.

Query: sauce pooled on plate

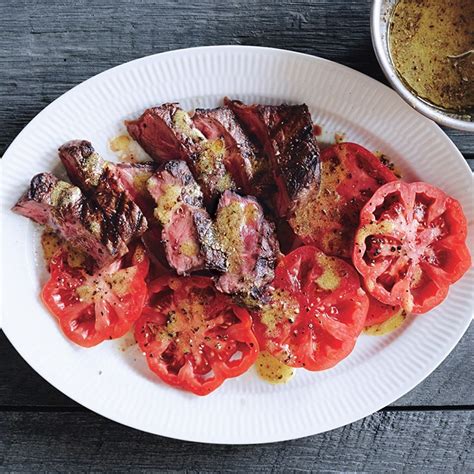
[256,351,294,384]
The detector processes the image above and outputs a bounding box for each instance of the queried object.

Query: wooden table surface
[1,1,472,471]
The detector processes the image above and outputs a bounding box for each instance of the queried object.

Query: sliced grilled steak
[147,160,203,218]
[147,160,226,275]
[58,140,147,246]
[192,107,256,194]
[126,104,236,205]
[125,103,205,162]
[115,162,158,218]
[146,160,205,274]
[12,173,129,269]
[214,190,279,307]
[13,173,64,225]
[193,209,227,273]
[225,98,320,218]
[58,140,100,190]
[189,135,237,206]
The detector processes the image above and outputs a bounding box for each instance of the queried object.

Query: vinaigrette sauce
[363,310,406,336]
[389,0,473,112]
[256,351,294,385]
[41,229,85,268]
[109,133,150,163]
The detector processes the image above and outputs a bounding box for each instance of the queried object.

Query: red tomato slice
[365,292,403,327]
[290,143,397,258]
[134,276,259,395]
[254,246,368,371]
[353,181,471,314]
[42,243,149,347]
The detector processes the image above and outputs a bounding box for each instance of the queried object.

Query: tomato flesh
[353,181,471,313]
[365,292,403,327]
[289,143,397,258]
[254,246,368,370]
[134,276,259,395]
[42,243,149,347]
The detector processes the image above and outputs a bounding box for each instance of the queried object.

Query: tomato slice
[290,143,397,258]
[254,246,368,371]
[134,276,259,395]
[365,292,403,327]
[353,181,471,314]
[42,243,149,347]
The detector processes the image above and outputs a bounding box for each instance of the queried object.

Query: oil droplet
[364,310,407,336]
[255,351,295,385]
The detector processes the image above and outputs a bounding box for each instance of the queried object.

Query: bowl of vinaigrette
[371,0,473,131]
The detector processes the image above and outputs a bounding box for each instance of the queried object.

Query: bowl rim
[370,0,474,132]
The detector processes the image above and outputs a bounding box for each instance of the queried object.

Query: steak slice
[126,104,236,205]
[192,107,256,194]
[147,160,226,275]
[12,173,129,269]
[125,103,205,162]
[214,190,279,306]
[59,140,147,246]
[225,98,321,217]
[115,162,158,218]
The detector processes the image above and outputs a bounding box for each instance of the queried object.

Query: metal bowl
[371,0,474,132]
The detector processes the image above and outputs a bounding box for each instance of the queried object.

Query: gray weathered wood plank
[0,0,472,157]
[0,410,472,471]
[1,326,473,408]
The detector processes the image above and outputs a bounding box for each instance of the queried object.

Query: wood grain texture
[0,0,472,157]
[0,410,472,471]
[1,326,473,409]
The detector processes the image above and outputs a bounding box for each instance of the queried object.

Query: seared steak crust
[12,173,129,269]
[260,104,320,204]
[225,98,320,217]
[96,166,147,242]
[12,172,59,225]
[193,209,227,273]
[59,140,147,246]
[58,140,99,190]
